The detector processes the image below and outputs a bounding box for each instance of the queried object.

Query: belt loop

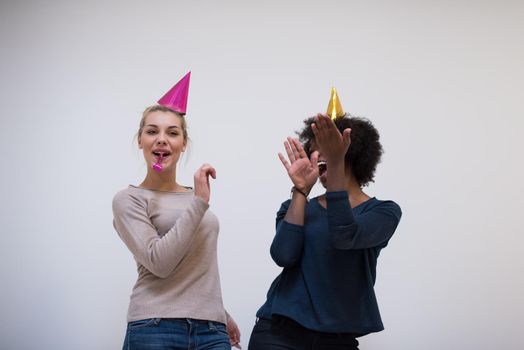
[208,321,217,331]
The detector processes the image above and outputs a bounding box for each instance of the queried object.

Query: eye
[146,129,157,135]
[170,131,179,136]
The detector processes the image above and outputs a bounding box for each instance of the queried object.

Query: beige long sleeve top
[112,185,226,324]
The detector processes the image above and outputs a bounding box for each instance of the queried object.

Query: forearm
[326,157,347,192]
[283,190,308,225]
[114,196,209,278]
[146,197,209,275]
[270,219,304,267]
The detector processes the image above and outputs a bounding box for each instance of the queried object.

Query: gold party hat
[326,87,345,120]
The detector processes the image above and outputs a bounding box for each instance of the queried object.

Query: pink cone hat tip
[158,71,191,115]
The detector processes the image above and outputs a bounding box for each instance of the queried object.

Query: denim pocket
[209,321,229,336]
[128,318,160,329]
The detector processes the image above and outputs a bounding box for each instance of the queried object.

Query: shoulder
[375,199,401,211]
[277,199,292,211]
[113,186,142,201]
[112,186,149,212]
[369,198,402,220]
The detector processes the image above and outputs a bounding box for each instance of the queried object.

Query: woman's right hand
[194,163,216,203]
[278,137,319,194]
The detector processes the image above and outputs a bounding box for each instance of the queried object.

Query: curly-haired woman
[248,113,402,350]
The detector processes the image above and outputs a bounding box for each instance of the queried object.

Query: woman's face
[138,110,186,173]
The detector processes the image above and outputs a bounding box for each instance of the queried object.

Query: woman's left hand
[311,113,351,162]
[227,316,241,349]
[194,163,216,203]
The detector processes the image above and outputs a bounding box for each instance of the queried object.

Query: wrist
[291,186,310,201]
[325,156,345,167]
[194,192,210,204]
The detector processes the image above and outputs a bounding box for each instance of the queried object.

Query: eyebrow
[145,124,180,129]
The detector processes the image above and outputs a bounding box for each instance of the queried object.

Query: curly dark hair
[297,114,383,187]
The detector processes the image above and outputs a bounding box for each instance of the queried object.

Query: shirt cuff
[325,191,349,201]
[193,195,210,211]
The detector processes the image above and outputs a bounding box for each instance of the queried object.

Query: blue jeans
[123,318,231,350]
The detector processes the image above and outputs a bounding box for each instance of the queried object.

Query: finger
[207,166,217,179]
[314,113,324,130]
[326,116,340,133]
[278,152,291,171]
[310,151,320,177]
[310,150,319,167]
[195,166,208,181]
[284,141,295,163]
[342,128,352,147]
[195,166,213,186]
[288,137,301,160]
[321,115,343,139]
[315,115,328,137]
[292,138,308,159]
[197,163,209,174]
[320,114,332,130]
[199,164,216,179]
[316,113,325,127]
[311,123,320,141]
[316,118,329,141]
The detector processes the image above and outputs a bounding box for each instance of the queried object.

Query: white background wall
[1,1,523,349]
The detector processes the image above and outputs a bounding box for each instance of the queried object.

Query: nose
[156,133,167,145]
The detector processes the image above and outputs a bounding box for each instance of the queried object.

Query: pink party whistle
[152,154,164,172]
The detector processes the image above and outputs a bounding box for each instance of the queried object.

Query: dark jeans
[123,318,231,350]
[248,317,359,350]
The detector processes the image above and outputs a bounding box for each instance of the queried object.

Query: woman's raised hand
[278,137,319,194]
[311,113,351,162]
[194,163,216,203]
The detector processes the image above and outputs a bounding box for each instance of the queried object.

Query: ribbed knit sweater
[112,185,226,324]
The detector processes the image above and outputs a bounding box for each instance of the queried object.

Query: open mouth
[318,160,327,176]
[152,151,171,160]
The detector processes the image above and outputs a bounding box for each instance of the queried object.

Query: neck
[347,180,370,208]
[139,170,182,192]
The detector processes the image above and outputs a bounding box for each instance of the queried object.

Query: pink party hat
[158,71,191,114]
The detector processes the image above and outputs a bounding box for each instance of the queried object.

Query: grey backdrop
[1,1,523,349]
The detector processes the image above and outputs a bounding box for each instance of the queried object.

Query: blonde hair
[138,105,188,142]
